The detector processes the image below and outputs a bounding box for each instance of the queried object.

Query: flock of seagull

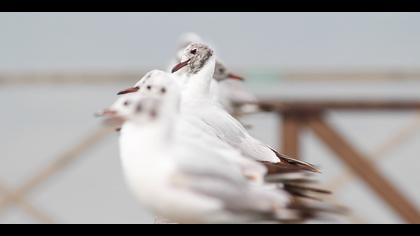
[98,33,342,224]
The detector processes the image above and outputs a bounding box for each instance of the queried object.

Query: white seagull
[213,61,260,115]
[168,42,319,172]
[169,33,259,115]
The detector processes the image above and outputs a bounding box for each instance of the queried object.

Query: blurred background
[1,12,420,224]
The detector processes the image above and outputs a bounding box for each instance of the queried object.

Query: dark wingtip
[283,157,321,173]
[269,148,321,173]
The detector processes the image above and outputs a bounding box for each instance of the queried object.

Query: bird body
[217,79,259,115]
[172,43,317,172]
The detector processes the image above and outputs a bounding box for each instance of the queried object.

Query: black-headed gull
[117,45,318,172]
[169,33,259,115]
[213,61,260,115]
[169,42,319,173]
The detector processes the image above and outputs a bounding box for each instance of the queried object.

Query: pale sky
[1,12,420,72]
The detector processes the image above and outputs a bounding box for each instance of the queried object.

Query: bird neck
[125,116,175,145]
[183,56,216,100]
[119,122,174,169]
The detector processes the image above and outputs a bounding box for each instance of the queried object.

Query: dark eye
[123,100,131,106]
[146,85,152,90]
[219,68,225,73]
[161,88,167,94]
[190,49,197,55]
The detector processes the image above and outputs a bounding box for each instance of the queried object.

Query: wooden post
[306,115,420,224]
[281,112,302,159]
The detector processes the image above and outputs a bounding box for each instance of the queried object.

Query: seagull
[169,33,260,115]
[169,42,319,172]
[213,61,260,116]
[102,72,337,223]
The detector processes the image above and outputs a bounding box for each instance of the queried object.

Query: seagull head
[100,93,163,127]
[126,97,163,124]
[117,70,177,97]
[171,43,214,74]
[112,71,181,125]
[213,61,245,82]
[98,93,142,127]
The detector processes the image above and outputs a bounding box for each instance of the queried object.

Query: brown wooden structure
[256,99,420,224]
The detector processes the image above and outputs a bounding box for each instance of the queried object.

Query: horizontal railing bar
[1,70,420,85]
[257,100,420,112]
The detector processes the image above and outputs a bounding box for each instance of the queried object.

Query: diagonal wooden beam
[0,127,113,213]
[325,113,420,191]
[306,115,420,224]
[0,181,55,224]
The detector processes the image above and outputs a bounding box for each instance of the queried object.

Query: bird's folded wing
[176,116,268,180]
[173,144,248,185]
[170,166,290,223]
[182,175,274,215]
[199,106,249,145]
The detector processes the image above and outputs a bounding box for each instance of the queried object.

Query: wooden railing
[257,99,420,224]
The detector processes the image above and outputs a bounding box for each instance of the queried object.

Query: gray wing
[171,145,289,220]
[176,171,292,223]
[199,105,248,145]
[173,144,247,185]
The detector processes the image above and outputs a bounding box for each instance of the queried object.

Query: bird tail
[274,198,348,224]
[265,172,332,201]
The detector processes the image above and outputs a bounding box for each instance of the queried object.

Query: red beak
[99,109,126,127]
[117,86,139,95]
[227,73,245,81]
[94,108,117,117]
[171,59,191,73]
[102,109,117,116]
